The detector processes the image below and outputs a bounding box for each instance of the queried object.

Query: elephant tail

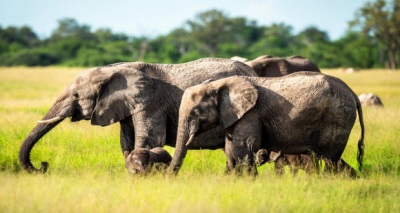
[356,100,365,171]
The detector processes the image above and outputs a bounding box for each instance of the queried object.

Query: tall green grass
[1,67,399,212]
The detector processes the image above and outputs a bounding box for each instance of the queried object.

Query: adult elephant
[19,58,257,173]
[168,72,364,175]
[237,55,322,172]
[245,55,320,77]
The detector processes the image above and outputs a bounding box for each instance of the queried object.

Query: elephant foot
[26,161,49,174]
[40,161,49,173]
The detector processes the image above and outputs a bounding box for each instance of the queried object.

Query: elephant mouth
[71,114,89,122]
[71,107,92,121]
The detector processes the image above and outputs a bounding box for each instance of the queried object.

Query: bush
[0,49,59,66]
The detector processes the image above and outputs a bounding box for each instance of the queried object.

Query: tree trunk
[388,43,398,70]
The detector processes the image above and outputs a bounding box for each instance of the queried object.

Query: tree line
[1,0,399,69]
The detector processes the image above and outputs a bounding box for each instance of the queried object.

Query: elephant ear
[217,77,258,128]
[91,68,155,126]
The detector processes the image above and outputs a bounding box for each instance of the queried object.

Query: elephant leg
[274,157,286,175]
[323,157,343,174]
[337,159,357,177]
[224,134,236,174]
[228,121,262,176]
[224,134,259,175]
[286,155,300,175]
[305,153,321,174]
[319,127,352,175]
[226,137,258,176]
[133,111,167,150]
[120,116,135,159]
[323,158,356,177]
[231,118,263,175]
[290,166,300,176]
[220,148,232,175]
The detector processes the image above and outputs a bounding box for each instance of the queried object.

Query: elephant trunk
[168,117,198,175]
[19,101,67,173]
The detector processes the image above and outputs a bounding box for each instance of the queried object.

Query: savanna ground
[0,67,399,212]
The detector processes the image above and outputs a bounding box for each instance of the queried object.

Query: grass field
[1,67,399,212]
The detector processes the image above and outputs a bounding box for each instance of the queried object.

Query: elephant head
[125,148,155,175]
[19,65,155,173]
[125,147,172,175]
[168,76,258,174]
[255,149,281,166]
[358,93,384,107]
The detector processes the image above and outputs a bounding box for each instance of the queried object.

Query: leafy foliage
[350,0,400,69]
[0,1,399,68]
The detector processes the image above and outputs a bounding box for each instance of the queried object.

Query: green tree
[298,26,330,44]
[160,10,263,62]
[46,18,94,63]
[94,28,129,42]
[185,10,235,57]
[350,0,400,69]
[217,17,263,58]
[0,26,57,66]
[334,32,379,68]
[0,48,59,66]
[295,26,333,67]
[249,23,297,58]
[50,18,95,41]
[0,26,39,53]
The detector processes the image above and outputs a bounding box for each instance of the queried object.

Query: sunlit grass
[323,69,400,107]
[1,172,399,212]
[1,67,399,212]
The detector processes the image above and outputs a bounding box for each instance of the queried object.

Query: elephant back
[166,58,257,89]
[246,55,320,77]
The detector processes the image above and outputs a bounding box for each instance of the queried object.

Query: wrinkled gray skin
[246,55,321,77]
[256,149,319,175]
[247,55,322,169]
[125,147,172,175]
[19,58,257,173]
[168,72,365,176]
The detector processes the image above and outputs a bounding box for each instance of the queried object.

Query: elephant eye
[194,108,209,121]
[73,92,79,99]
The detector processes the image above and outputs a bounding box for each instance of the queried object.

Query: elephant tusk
[37,116,62,124]
[185,133,195,146]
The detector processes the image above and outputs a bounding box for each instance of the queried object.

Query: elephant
[358,93,384,107]
[168,72,365,176]
[125,147,172,175]
[237,55,322,173]
[245,55,321,77]
[256,149,319,175]
[19,58,257,173]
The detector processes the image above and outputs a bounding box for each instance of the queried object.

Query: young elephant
[168,72,365,176]
[256,149,319,175]
[125,147,172,175]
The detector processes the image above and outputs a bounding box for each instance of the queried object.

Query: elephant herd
[19,56,365,177]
